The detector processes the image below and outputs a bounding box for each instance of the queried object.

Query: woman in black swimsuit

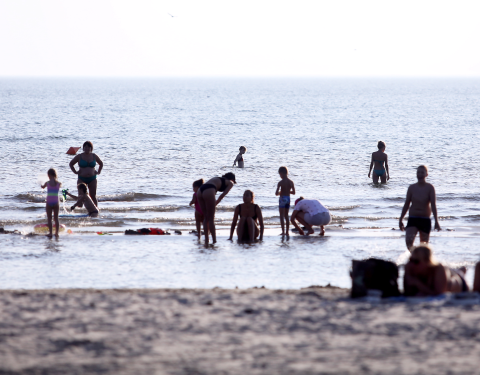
[197,172,236,244]
[229,190,264,242]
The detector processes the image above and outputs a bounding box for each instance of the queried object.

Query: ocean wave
[12,192,172,203]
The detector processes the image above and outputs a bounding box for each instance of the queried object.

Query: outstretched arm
[290,210,304,235]
[95,154,104,175]
[189,193,196,207]
[216,182,233,205]
[399,187,412,231]
[229,206,240,240]
[71,195,85,210]
[275,182,280,196]
[385,154,390,180]
[257,206,264,241]
[430,185,441,231]
[290,181,295,195]
[368,154,374,178]
[69,155,80,175]
[233,154,241,166]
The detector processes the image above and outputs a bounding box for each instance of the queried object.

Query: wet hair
[77,183,88,194]
[418,165,428,172]
[278,166,288,175]
[83,141,93,151]
[47,168,57,180]
[410,244,436,265]
[244,189,255,203]
[193,178,204,188]
[377,141,386,150]
[222,172,236,184]
[239,146,247,152]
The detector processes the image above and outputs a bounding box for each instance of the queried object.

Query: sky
[1,0,480,77]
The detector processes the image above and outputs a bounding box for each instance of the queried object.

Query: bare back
[277,178,294,196]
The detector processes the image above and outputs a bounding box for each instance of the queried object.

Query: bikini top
[79,154,96,168]
[237,203,259,221]
[218,177,228,192]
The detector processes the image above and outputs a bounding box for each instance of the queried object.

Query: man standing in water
[399,165,441,250]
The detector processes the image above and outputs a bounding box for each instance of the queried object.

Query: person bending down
[66,183,99,217]
[404,245,468,296]
[399,165,441,251]
[290,197,331,236]
[229,190,264,242]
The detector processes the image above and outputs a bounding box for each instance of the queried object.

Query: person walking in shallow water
[233,146,247,168]
[368,141,389,184]
[399,165,441,250]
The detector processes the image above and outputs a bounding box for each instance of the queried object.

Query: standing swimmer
[197,172,236,244]
[41,168,62,238]
[368,141,389,184]
[233,146,247,168]
[275,166,295,235]
[189,179,205,239]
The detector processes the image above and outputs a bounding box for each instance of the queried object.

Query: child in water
[41,168,62,238]
[189,179,204,239]
[275,166,295,235]
[233,146,247,168]
[66,183,99,217]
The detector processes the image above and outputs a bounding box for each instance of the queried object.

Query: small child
[189,179,204,239]
[275,166,295,235]
[66,183,100,217]
[41,168,62,238]
[233,146,247,168]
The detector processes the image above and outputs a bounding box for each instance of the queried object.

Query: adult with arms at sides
[291,197,331,236]
[229,190,264,243]
[368,141,389,184]
[399,165,441,251]
[404,245,468,296]
[69,141,103,207]
[197,172,236,244]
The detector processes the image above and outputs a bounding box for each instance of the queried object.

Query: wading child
[233,146,247,168]
[399,165,441,250]
[189,179,205,239]
[275,166,295,235]
[41,168,62,238]
[66,183,99,217]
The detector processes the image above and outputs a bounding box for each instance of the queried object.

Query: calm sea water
[1,78,480,289]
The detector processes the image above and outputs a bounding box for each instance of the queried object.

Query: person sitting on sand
[404,245,468,296]
[229,190,264,242]
[368,141,389,184]
[66,183,99,217]
[399,165,441,250]
[233,146,247,168]
[291,197,331,236]
[197,173,236,244]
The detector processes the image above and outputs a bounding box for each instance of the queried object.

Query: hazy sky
[1,0,479,77]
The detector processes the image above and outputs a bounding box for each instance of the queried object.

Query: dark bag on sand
[351,258,400,298]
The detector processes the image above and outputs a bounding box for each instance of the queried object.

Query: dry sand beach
[1,287,480,375]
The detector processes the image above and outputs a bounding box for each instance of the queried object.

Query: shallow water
[1,78,480,289]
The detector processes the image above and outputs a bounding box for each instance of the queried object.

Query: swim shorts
[406,217,431,234]
[305,212,331,226]
[279,196,290,209]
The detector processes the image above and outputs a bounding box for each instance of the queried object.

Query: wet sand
[1,287,480,375]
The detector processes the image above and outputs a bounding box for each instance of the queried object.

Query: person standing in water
[189,178,205,239]
[69,141,103,207]
[233,146,247,168]
[399,165,441,250]
[41,168,62,238]
[275,166,295,235]
[197,172,236,244]
[368,141,389,184]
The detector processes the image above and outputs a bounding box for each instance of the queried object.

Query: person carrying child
[41,168,62,238]
[65,183,99,217]
[233,146,247,168]
[189,178,205,239]
[275,166,295,235]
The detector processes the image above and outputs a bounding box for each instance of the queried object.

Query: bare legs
[405,227,430,251]
[279,207,290,235]
[197,188,217,244]
[195,211,204,240]
[46,204,60,238]
[76,178,98,207]
[294,212,315,235]
[237,217,259,242]
[372,171,387,184]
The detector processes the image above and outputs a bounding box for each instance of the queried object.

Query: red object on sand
[66,147,80,155]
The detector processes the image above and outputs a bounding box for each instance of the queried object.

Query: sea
[1,77,480,290]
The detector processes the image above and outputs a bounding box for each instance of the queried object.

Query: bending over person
[404,245,468,296]
[368,141,389,184]
[66,183,100,217]
[229,190,264,242]
[291,197,331,236]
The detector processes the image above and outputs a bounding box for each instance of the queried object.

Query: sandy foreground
[1,287,480,375]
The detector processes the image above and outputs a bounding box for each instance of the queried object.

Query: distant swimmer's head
[239,146,247,154]
[222,172,236,184]
[294,197,304,206]
[377,141,386,150]
[278,166,288,176]
[77,183,88,195]
[417,165,428,180]
[47,168,58,181]
[83,141,93,153]
[409,244,436,268]
[243,189,254,203]
[193,178,204,192]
